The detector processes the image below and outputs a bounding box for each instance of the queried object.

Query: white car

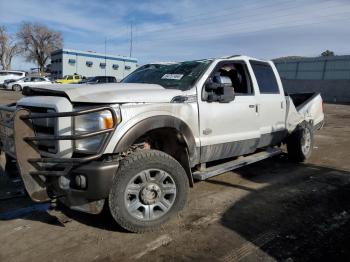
[0,70,26,85]
[4,76,52,91]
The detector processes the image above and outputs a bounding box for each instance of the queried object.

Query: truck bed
[288,92,315,108]
[286,92,324,132]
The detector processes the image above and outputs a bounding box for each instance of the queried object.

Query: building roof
[274,55,350,64]
[51,49,137,63]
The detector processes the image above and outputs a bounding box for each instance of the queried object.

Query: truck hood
[23,83,189,103]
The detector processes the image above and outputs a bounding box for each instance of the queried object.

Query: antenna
[129,23,133,58]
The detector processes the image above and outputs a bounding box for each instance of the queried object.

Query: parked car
[55,75,83,84]
[0,70,26,86]
[78,76,117,84]
[0,55,324,233]
[4,76,52,91]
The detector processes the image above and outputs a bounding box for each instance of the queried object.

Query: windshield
[121,60,212,90]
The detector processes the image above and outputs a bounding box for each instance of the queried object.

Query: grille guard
[0,105,118,202]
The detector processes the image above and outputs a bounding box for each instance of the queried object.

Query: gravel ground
[0,89,349,262]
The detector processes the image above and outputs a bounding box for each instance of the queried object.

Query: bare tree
[0,26,21,70]
[17,22,63,74]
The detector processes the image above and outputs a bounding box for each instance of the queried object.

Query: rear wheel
[287,122,314,162]
[12,84,22,92]
[109,149,189,233]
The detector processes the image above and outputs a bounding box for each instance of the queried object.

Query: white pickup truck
[0,55,324,232]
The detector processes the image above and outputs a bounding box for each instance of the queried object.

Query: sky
[1,0,350,70]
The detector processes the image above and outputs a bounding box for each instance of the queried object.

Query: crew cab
[55,74,83,84]
[0,55,324,233]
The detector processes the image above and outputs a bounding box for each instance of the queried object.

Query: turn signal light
[103,116,114,129]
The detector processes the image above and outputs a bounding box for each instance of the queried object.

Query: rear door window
[250,61,279,94]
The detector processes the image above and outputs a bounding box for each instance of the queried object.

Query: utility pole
[104,37,107,77]
[129,23,133,58]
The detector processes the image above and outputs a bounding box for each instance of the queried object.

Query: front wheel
[12,84,22,92]
[286,122,314,162]
[109,150,189,233]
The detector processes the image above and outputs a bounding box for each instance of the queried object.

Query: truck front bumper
[0,105,119,214]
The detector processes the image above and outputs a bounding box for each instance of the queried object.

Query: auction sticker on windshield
[161,74,184,80]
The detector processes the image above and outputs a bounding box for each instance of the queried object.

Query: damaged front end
[0,105,119,214]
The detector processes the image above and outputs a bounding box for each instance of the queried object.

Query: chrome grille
[21,106,58,154]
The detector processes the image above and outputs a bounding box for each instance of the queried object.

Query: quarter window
[250,61,279,94]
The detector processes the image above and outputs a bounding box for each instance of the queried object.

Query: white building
[50,49,138,81]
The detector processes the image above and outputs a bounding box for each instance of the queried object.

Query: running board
[193,148,282,181]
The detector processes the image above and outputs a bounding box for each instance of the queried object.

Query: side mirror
[205,79,235,103]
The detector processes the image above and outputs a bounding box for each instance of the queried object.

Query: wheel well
[134,128,194,186]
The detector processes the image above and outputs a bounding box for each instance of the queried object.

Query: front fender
[113,115,199,166]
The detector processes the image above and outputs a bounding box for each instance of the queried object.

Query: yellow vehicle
[55,75,83,84]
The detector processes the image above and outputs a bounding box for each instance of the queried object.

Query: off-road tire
[109,149,189,233]
[12,84,22,92]
[286,122,314,162]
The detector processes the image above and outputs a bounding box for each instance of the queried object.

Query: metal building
[50,49,138,81]
[274,55,350,80]
[274,55,350,103]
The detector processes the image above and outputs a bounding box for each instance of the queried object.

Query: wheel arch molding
[113,115,199,166]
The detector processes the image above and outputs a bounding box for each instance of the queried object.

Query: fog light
[75,175,87,189]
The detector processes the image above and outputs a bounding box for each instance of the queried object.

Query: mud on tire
[108,149,189,233]
[286,122,314,162]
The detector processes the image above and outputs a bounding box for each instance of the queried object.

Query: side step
[193,148,282,181]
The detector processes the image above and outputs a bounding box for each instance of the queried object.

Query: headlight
[74,107,121,153]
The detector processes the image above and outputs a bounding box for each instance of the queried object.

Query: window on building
[68,59,76,64]
[100,62,106,69]
[250,61,279,94]
[86,61,93,67]
[112,64,119,70]
[58,59,62,63]
[125,65,131,70]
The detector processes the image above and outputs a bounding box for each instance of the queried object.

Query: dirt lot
[0,89,350,262]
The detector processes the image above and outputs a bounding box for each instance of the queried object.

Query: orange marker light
[103,116,114,129]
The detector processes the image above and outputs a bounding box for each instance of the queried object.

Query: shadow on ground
[0,163,126,232]
[219,154,350,261]
[2,153,350,260]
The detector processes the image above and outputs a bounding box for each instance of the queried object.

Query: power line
[129,22,133,57]
[138,1,350,38]
[138,0,296,35]
[136,10,350,44]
